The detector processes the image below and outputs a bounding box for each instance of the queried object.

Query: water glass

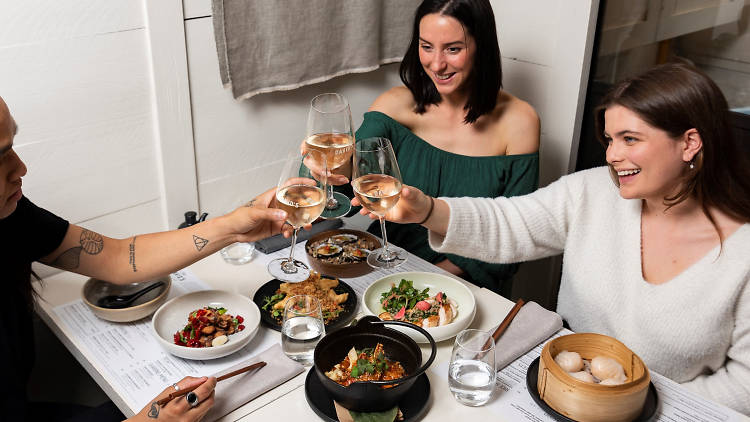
[220,242,255,265]
[281,295,325,365]
[448,329,496,406]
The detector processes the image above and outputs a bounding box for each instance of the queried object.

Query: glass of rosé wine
[267,150,328,282]
[304,93,354,218]
[352,137,406,269]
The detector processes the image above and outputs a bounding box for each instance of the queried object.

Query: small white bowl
[151,290,260,360]
[362,271,476,343]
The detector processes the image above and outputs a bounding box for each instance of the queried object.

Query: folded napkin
[254,218,343,254]
[204,344,304,421]
[494,301,562,370]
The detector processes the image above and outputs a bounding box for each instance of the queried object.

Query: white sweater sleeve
[681,274,750,415]
[428,169,588,264]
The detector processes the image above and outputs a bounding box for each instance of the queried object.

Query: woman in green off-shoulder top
[342,0,540,297]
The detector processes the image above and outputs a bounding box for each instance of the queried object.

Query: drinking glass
[305,92,354,218]
[267,150,328,282]
[281,295,325,365]
[448,329,496,406]
[352,137,406,268]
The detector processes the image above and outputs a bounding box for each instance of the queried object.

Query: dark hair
[595,61,750,240]
[399,0,502,124]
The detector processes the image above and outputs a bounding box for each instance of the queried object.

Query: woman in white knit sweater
[352,62,750,414]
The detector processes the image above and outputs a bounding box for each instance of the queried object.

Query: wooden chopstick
[156,361,266,407]
[480,298,525,353]
[491,298,525,343]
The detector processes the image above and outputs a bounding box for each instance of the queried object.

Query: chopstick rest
[156,361,267,407]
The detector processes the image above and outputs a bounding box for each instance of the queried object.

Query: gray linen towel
[212,0,420,100]
[204,344,304,421]
[494,301,562,370]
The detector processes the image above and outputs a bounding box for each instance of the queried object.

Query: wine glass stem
[378,216,393,260]
[283,227,300,273]
[326,184,338,209]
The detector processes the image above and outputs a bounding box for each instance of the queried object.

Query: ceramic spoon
[96,281,166,309]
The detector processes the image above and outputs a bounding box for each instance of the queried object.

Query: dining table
[34,223,750,422]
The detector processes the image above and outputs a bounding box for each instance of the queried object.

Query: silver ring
[186,391,199,408]
[172,383,180,391]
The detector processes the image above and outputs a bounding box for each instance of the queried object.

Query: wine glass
[351,137,407,268]
[305,93,354,218]
[267,150,328,282]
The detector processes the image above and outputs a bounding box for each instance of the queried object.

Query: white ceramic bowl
[151,290,260,360]
[362,271,476,343]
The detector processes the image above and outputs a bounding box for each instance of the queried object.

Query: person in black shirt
[0,95,290,421]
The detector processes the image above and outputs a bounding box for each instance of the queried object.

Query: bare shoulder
[368,86,416,125]
[495,92,540,155]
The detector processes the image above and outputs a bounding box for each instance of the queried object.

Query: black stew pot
[313,315,437,412]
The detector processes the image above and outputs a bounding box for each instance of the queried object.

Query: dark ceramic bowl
[82,276,171,322]
[313,315,436,412]
[305,229,381,278]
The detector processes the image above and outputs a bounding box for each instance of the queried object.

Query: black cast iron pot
[313,315,437,412]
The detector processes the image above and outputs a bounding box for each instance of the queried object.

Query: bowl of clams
[305,229,381,278]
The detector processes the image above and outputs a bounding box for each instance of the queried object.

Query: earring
[689,162,695,170]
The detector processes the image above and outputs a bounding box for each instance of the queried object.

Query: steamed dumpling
[568,370,595,383]
[590,356,626,381]
[554,350,584,372]
[600,376,627,385]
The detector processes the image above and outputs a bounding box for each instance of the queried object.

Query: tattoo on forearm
[80,229,103,255]
[193,234,209,251]
[245,198,257,207]
[50,246,83,269]
[147,402,160,418]
[49,228,104,270]
[129,236,137,272]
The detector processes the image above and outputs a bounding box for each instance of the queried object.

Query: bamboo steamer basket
[537,333,650,422]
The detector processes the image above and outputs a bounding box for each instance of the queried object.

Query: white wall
[0,1,166,278]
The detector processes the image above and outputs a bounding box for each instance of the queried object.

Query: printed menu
[53,270,278,414]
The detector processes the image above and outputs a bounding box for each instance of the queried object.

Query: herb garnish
[379,279,430,314]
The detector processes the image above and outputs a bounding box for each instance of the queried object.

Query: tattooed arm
[38,187,287,284]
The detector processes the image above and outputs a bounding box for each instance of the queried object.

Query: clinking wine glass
[304,92,354,218]
[352,137,407,269]
[267,150,328,282]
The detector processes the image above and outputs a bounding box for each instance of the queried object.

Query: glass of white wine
[267,150,328,282]
[305,93,354,219]
[352,137,407,269]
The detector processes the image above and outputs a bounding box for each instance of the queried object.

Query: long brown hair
[594,61,750,240]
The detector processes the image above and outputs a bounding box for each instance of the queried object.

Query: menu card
[52,270,278,415]
[434,329,747,421]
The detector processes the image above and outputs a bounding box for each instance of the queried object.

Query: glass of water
[220,242,255,265]
[281,295,325,366]
[448,329,496,406]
